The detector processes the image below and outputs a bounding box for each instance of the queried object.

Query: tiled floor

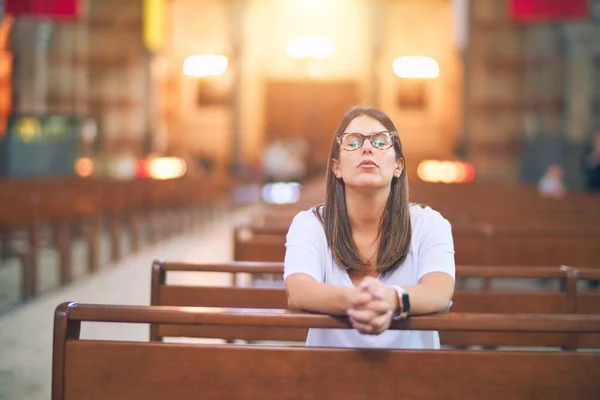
[0,207,256,400]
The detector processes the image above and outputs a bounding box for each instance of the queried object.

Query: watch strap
[392,285,409,320]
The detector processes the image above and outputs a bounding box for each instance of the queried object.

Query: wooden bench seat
[52,302,600,400]
[149,261,599,348]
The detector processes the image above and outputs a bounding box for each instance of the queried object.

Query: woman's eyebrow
[342,131,387,135]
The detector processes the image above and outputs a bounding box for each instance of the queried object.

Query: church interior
[1,0,600,399]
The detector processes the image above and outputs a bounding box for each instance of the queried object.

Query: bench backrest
[150,261,600,348]
[53,302,600,400]
[232,224,600,267]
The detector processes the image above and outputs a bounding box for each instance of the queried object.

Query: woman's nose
[361,138,374,153]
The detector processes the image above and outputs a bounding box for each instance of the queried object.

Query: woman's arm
[381,271,454,316]
[405,208,456,315]
[285,273,355,315]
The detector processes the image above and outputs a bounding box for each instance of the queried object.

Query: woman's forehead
[345,115,386,133]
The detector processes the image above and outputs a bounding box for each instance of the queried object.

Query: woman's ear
[331,159,341,179]
[394,158,405,177]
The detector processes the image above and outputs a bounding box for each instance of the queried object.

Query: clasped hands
[346,276,399,335]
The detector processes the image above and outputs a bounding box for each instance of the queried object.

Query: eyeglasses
[337,131,396,151]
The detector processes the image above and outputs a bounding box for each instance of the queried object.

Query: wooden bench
[268,179,600,221]
[232,223,600,269]
[53,302,600,399]
[257,179,600,239]
[0,174,238,306]
[149,261,600,349]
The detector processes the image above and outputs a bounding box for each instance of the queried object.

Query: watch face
[402,293,411,313]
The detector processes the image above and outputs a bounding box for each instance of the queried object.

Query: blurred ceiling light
[147,157,187,180]
[183,54,228,77]
[285,37,334,60]
[417,160,475,184]
[393,56,439,79]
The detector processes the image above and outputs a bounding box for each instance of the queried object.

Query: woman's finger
[348,308,377,324]
[362,299,392,314]
[369,310,393,334]
[349,290,374,308]
[351,321,374,335]
[360,279,386,300]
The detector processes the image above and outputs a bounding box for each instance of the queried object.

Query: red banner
[5,0,79,20]
[509,0,588,22]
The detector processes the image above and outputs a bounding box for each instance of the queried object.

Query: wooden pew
[269,179,600,222]
[0,192,37,300]
[53,302,600,400]
[232,223,600,269]
[0,174,237,307]
[0,188,88,298]
[259,178,600,235]
[149,261,599,349]
[409,181,600,221]
[253,178,600,284]
[577,269,600,348]
[253,203,600,231]
[150,261,301,342]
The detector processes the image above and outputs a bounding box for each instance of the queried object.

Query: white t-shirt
[283,204,455,349]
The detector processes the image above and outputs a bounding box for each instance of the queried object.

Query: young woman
[284,106,455,349]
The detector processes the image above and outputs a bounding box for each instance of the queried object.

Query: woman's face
[331,115,403,188]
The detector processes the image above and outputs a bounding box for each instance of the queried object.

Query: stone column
[229,0,243,173]
[12,18,52,114]
[369,0,384,107]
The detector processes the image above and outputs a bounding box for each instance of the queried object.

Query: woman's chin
[346,176,388,188]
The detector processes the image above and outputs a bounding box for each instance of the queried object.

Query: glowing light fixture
[147,157,187,180]
[417,160,475,184]
[183,54,228,77]
[285,37,334,60]
[393,56,439,79]
[74,157,94,177]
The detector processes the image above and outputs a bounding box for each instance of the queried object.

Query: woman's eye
[373,140,384,147]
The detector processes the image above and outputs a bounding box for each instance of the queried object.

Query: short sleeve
[416,209,456,281]
[283,210,325,282]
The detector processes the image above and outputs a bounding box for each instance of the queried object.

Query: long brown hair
[313,105,411,275]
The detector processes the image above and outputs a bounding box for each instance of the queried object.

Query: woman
[283,106,455,349]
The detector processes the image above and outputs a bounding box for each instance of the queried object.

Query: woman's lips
[358,160,378,169]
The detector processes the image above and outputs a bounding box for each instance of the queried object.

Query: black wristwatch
[392,285,411,320]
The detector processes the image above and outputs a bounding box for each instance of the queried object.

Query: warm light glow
[285,37,334,59]
[183,54,228,77]
[393,56,439,78]
[146,157,187,180]
[417,160,475,184]
[136,159,149,178]
[74,158,94,177]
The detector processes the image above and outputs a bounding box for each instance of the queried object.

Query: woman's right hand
[346,282,395,335]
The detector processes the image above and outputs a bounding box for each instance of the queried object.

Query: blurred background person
[538,163,566,198]
[582,131,600,193]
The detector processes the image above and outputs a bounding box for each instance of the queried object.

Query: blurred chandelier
[393,56,439,79]
[183,54,228,77]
